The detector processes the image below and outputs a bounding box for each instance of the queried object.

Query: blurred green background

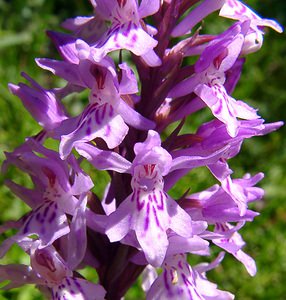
[0,0,285,299]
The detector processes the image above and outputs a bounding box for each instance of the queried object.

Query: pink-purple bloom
[145,253,234,299]
[1,0,283,299]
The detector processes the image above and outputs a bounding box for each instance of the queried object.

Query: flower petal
[117,98,155,130]
[67,196,88,270]
[52,277,106,300]
[22,200,70,248]
[75,143,132,173]
[106,196,133,242]
[59,103,129,159]
[93,22,158,60]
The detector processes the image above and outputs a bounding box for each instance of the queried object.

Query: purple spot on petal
[73,278,84,294]
[48,211,57,224]
[66,278,71,286]
[157,191,164,210]
[137,191,145,211]
[137,198,145,211]
[102,103,107,119]
[144,202,150,231]
[152,205,161,228]
[34,205,42,214]
[35,212,41,222]
[229,0,235,8]
[105,125,111,137]
[152,193,158,204]
[164,269,171,291]
[79,104,97,125]
[131,33,137,43]
[182,273,199,298]
[109,104,114,117]
[43,205,50,218]
[123,31,129,37]
[127,22,132,31]
[123,22,132,37]
[95,108,101,125]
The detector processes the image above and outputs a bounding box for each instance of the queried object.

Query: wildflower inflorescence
[0,0,283,299]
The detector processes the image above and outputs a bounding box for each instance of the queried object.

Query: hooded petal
[8,78,67,131]
[118,63,139,95]
[47,31,79,63]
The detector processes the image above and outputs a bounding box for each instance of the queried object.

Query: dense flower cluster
[0,0,282,299]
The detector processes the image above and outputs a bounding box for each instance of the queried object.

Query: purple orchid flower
[0,240,106,300]
[81,0,162,66]
[0,138,104,258]
[219,0,283,54]
[183,173,263,224]
[77,130,192,266]
[0,175,105,299]
[129,218,210,266]
[169,118,282,215]
[36,39,155,159]
[8,73,67,131]
[61,12,108,44]
[145,253,234,300]
[169,22,259,137]
[75,130,230,266]
[1,0,283,298]
[213,222,257,276]
[2,138,93,213]
[172,0,282,50]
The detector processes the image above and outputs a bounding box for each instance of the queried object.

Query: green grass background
[0,0,285,299]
